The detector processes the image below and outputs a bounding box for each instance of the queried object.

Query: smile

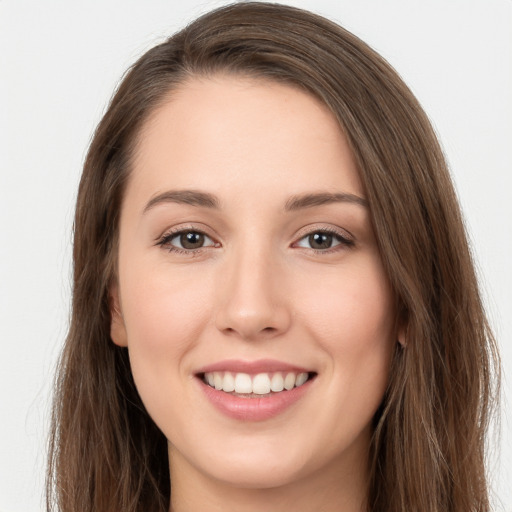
[202,371,312,396]
[195,360,317,421]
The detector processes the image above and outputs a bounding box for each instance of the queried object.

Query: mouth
[198,370,317,398]
[194,359,318,420]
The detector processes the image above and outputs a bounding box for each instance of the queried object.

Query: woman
[46,2,499,511]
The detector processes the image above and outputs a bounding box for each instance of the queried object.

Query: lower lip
[198,377,314,422]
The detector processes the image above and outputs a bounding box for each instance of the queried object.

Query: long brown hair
[47,3,499,511]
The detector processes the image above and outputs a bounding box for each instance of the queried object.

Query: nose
[214,246,291,341]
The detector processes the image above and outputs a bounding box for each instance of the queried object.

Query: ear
[397,322,407,348]
[109,284,128,347]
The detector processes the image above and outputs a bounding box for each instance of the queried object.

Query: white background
[1,1,511,510]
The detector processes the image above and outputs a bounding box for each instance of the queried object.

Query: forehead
[128,75,363,209]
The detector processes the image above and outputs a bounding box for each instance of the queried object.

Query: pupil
[181,232,204,249]
[310,232,332,249]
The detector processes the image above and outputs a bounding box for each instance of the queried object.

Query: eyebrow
[284,192,368,211]
[142,189,368,214]
[143,190,220,213]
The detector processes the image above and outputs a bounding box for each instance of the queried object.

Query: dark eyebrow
[143,189,368,215]
[143,190,220,213]
[284,192,368,211]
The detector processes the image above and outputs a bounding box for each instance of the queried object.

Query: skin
[111,75,399,512]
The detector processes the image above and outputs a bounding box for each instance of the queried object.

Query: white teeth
[295,372,308,386]
[213,372,223,390]
[284,372,296,390]
[222,372,235,392]
[234,373,252,394]
[204,371,311,394]
[270,373,284,392]
[252,373,271,395]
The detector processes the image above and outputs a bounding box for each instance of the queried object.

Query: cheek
[294,256,396,395]
[299,260,394,340]
[118,258,214,409]
[121,260,212,351]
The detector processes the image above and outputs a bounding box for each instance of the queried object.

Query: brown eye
[294,229,354,252]
[159,230,216,252]
[308,232,333,250]
[180,231,205,249]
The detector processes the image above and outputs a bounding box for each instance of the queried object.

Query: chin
[209,459,308,490]
[184,437,321,490]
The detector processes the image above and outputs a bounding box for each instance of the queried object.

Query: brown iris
[308,232,333,250]
[180,231,205,249]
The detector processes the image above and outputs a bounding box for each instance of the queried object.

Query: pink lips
[196,358,310,375]
[195,359,315,422]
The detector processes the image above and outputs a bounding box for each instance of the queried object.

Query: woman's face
[111,76,397,491]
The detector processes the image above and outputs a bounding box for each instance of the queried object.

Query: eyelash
[155,226,217,257]
[155,225,355,256]
[293,227,355,254]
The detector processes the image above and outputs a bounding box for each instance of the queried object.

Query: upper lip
[195,359,313,375]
